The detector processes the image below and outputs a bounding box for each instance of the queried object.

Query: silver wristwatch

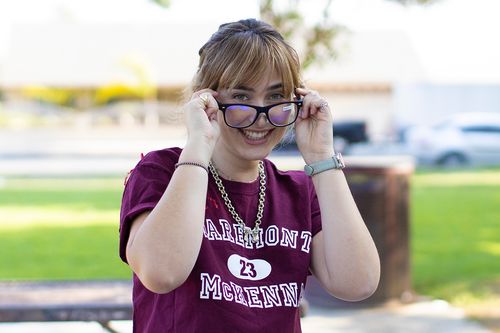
[304,153,345,176]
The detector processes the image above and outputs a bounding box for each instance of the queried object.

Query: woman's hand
[182,89,221,163]
[294,87,335,164]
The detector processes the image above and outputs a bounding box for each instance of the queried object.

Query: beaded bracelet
[174,162,208,173]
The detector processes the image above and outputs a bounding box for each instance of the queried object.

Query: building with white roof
[1,0,499,140]
[0,21,427,139]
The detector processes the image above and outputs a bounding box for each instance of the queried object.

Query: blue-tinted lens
[225,105,257,128]
[268,103,298,126]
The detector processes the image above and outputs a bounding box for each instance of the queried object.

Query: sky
[321,0,500,83]
[0,0,500,83]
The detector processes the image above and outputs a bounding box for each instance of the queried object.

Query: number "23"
[239,259,257,278]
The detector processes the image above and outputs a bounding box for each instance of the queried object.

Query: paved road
[0,127,415,176]
[0,300,492,333]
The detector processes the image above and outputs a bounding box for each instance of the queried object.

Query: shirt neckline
[208,160,268,195]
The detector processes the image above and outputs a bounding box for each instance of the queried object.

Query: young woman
[120,18,380,332]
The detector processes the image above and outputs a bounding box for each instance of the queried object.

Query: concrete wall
[317,87,395,142]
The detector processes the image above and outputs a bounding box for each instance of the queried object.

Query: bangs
[191,21,302,99]
[216,34,299,97]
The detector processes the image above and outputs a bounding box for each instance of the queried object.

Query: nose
[251,98,269,127]
[254,112,269,127]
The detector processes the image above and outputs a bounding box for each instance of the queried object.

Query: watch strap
[304,153,345,176]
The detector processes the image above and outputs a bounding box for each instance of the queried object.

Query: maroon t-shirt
[120,148,322,333]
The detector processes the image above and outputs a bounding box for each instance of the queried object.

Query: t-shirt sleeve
[119,149,178,263]
[309,178,322,237]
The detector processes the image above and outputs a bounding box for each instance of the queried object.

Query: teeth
[242,130,269,140]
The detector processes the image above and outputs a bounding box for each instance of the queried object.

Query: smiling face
[215,68,290,162]
[191,19,303,167]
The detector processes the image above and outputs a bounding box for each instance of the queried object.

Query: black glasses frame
[217,100,303,129]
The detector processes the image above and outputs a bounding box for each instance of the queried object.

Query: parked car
[403,112,500,167]
[275,120,368,153]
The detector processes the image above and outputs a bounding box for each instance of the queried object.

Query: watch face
[335,153,346,169]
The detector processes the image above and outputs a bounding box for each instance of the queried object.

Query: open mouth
[240,129,272,142]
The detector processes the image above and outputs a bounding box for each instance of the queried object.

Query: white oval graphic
[227,254,272,281]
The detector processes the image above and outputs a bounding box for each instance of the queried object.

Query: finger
[297,88,321,115]
[317,100,329,113]
[207,105,218,121]
[197,92,219,116]
[199,93,211,108]
[205,99,220,122]
[298,89,320,118]
[192,89,218,105]
[299,103,309,119]
[309,98,325,116]
[295,87,309,97]
[295,88,310,118]
[185,92,217,122]
[295,87,319,97]
[305,90,325,117]
[192,88,217,99]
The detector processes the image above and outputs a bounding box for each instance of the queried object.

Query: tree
[151,0,437,69]
[260,0,341,69]
[260,0,438,69]
[151,0,170,8]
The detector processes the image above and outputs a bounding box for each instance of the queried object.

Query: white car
[404,112,500,167]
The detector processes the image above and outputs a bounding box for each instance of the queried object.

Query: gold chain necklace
[208,161,266,244]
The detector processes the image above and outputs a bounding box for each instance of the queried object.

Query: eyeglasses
[217,100,303,129]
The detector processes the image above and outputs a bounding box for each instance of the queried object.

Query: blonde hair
[190,19,302,98]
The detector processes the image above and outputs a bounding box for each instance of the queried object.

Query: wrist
[180,141,212,166]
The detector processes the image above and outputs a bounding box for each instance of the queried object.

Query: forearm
[127,145,210,293]
[312,169,380,299]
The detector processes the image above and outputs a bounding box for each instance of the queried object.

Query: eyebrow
[233,83,283,92]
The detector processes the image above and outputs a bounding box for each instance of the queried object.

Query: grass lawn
[412,170,500,296]
[0,178,131,280]
[0,169,499,328]
[410,169,500,330]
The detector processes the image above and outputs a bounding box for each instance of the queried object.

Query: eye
[269,93,285,101]
[232,94,249,102]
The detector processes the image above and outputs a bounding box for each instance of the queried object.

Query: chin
[242,150,272,162]
[233,144,273,162]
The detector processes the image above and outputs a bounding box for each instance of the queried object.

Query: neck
[211,150,260,183]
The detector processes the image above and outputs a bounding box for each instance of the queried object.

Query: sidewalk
[0,127,186,177]
[0,300,492,333]
[301,301,492,333]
